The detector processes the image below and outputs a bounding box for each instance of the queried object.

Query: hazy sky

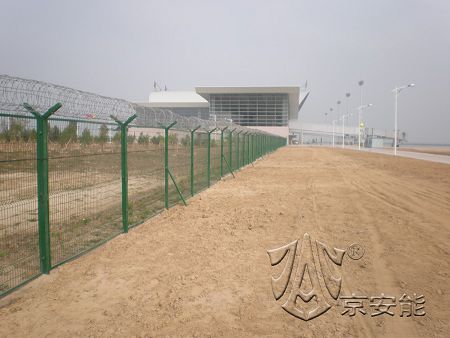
[1,0,449,143]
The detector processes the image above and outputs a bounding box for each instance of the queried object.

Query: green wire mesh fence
[0,75,286,296]
[0,115,40,293]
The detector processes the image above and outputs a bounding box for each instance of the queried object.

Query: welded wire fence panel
[231,132,241,170]
[248,135,254,162]
[168,129,190,207]
[128,127,164,227]
[239,134,245,168]
[194,131,208,194]
[48,120,122,266]
[222,133,230,176]
[244,137,248,165]
[0,115,40,294]
[210,132,221,184]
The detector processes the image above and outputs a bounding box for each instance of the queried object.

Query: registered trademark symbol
[347,243,364,260]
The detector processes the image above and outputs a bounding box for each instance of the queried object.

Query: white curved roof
[148,91,209,108]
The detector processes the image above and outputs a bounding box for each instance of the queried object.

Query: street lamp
[326,108,333,122]
[336,101,341,147]
[343,93,351,148]
[329,107,333,145]
[393,84,415,155]
[357,103,373,150]
[358,80,364,108]
[332,118,340,148]
[342,112,353,148]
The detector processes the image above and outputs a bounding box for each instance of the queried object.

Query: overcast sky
[1,0,449,143]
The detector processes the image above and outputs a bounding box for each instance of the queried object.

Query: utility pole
[358,80,364,149]
[344,93,351,148]
[393,83,415,155]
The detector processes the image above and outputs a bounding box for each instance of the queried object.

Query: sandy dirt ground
[0,147,449,337]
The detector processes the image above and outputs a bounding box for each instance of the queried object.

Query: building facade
[137,86,309,138]
[207,93,288,126]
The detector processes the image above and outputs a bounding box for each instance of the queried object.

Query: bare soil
[0,147,449,337]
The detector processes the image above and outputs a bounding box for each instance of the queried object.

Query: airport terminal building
[138,86,309,138]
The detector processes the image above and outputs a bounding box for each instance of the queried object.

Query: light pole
[332,118,339,148]
[342,112,352,148]
[343,93,350,148]
[336,100,341,147]
[329,107,333,145]
[393,84,415,155]
[358,81,364,148]
[357,103,373,150]
[358,80,364,107]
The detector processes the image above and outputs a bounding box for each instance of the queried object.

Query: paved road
[292,145,450,164]
[360,147,450,164]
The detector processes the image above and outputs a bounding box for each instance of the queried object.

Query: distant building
[144,91,210,120]
[137,86,309,138]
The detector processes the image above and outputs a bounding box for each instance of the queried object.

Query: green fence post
[252,134,255,162]
[162,121,177,209]
[229,128,235,171]
[241,132,245,166]
[256,134,258,159]
[243,132,246,166]
[236,131,242,170]
[207,128,217,187]
[246,133,250,165]
[261,135,266,157]
[265,135,267,154]
[259,134,262,157]
[260,135,263,156]
[250,133,252,163]
[256,134,259,159]
[110,114,137,233]
[261,135,263,157]
[24,102,62,274]
[207,131,211,187]
[220,127,228,178]
[254,134,256,161]
[257,134,260,158]
[190,125,201,196]
[266,135,268,154]
[247,133,250,164]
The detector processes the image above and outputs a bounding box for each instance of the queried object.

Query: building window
[209,94,289,126]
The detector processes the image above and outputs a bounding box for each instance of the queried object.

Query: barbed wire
[0,74,272,135]
[0,74,134,121]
